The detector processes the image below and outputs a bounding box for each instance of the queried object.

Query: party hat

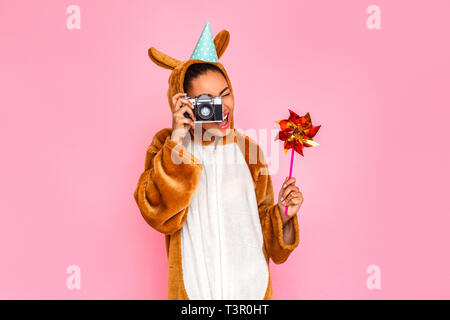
[190,21,219,62]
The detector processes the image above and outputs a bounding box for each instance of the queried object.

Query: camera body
[184,94,223,123]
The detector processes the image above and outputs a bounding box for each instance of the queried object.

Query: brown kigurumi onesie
[134,26,300,300]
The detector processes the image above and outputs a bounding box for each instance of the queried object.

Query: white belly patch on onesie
[180,137,270,300]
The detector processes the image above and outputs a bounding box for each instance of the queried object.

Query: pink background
[1,0,449,299]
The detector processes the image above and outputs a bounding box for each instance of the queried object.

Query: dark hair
[183,63,227,95]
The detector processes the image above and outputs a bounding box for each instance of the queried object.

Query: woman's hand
[170,92,197,145]
[277,176,304,225]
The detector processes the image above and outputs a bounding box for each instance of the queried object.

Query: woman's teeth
[218,114,229,128]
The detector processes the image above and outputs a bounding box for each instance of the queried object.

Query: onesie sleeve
[134,128,203,235]
[255,153,300,264]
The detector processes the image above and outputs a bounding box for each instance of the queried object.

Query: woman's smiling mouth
[217,113,230,129]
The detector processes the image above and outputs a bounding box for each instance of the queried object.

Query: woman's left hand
[277,176,303,225]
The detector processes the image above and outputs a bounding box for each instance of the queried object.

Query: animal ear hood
[147,21,234,131]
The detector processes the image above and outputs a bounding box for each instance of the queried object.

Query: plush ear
[148,29,229,69]
[214,30,230,60]
[148,47,182,70]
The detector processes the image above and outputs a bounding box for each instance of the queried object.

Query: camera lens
[197,104,214,120]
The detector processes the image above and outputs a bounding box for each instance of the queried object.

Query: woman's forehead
[189,71,229,96]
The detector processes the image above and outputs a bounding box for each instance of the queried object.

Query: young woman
[134,28,303,300]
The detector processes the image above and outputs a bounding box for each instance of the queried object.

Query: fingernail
[283,184,286,188]
[280,197,283,201]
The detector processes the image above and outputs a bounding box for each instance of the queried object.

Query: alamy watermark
[169,126,280,175]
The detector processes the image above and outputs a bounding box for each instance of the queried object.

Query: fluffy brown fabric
[134,28,300,299]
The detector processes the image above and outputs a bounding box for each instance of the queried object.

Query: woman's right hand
[170,92,196,145]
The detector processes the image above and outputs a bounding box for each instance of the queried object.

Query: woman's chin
[204,128,226,137]
[203,118,232,137]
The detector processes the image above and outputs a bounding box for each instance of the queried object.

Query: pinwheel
[275,109,321,216]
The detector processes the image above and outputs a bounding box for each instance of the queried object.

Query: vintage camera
[183,94,223,123]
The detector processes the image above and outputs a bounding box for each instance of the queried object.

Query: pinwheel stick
[285,148,295,217]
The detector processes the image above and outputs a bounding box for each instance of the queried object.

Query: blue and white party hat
[190,21,219,62]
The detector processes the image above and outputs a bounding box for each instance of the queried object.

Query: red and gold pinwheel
[275,109,321,156]
[275,109,321,216]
